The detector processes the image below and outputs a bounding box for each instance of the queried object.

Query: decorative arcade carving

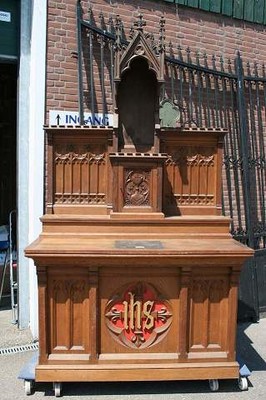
[54,150,106,205]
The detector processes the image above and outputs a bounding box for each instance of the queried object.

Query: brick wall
[46,0,266,119]
[46,0,78,115]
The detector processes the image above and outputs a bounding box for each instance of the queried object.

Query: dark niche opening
[117,57,157,153]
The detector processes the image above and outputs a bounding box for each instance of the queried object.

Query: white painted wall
[18,0,47,338]
[17,0,31,331]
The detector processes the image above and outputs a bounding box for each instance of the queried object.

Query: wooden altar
[25,27,253,396]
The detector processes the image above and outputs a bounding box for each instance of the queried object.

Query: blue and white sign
[0,11,11,22]
[49,110,114,127]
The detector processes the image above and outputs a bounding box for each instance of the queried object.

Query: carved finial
[158,16,165,53]
[246,61,251,76]
[254,61,258,77]
[203,52,208,67]
[134,13,146,32]
[228,58,232,73]
[177,44,183,61]
[99,11,104,29]
[108,16,114,34]
[97,12,105,46]
[169,41,174,57]
[114,15,123,51]
[212,54,216,70]
[88,6,92,23]
[159,15,166,30]
[115,14,122,30]
[220,55,224,71]
[196,50,200,65]
[186,47,191,63]
[129,23,135,39]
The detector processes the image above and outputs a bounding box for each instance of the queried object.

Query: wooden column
[38,266,48,363]
[227,266,241,361]
[89,267,99,362]
[178,267,191,360]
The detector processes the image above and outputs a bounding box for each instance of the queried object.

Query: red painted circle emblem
[105,282,173,349]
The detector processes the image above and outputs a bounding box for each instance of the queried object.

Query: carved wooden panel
[45,128,113,215]
[189,276,229,354]
[124,169,150,207]
[105,281,173,350]
[48,274,90,356]
[110,153,166,214]
[163,146,216,213]
[54,144,107,205]
[99,269,180,357]
[159,129,226,216]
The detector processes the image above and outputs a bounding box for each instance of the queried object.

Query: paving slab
[0,309,33,349]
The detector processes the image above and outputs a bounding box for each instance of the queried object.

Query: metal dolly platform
[18,352,251,397]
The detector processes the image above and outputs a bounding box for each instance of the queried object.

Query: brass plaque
[115,240,163,249]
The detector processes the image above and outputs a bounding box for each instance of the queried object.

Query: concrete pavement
[0,309,33,349]
[0,308,265,399]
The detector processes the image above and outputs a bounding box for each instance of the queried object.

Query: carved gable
[116,31,164,82]
[115,31,164,82]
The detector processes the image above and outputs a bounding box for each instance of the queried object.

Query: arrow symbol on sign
[56,114,61,125]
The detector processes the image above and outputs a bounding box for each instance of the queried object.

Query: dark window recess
[0,63,17,225]
[0,0,19,58]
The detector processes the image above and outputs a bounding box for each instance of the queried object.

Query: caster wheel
[238,376,248,391]
[209,379,219,391]
[24,380,33,395]
[53,382,62,397]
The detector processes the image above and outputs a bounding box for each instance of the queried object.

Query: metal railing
[76,4,266,253]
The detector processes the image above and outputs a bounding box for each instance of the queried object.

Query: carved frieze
[54,193,106,205]
[55,151,105,165]
[165,148,214,167]
[173,194,214,206]
[165,147,187,166]
[187,153,214,167]
[52,279,86,297]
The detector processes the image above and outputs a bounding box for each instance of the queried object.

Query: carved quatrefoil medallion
[105,282,173,349]
[124,170,150,206]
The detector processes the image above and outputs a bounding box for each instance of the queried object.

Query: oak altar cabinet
[25,31,253,396]
[25,124,253,394]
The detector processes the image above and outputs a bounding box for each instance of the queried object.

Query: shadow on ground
[237,322,266,372]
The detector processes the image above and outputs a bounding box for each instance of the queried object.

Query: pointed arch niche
[114,30,164,153]
[117,56,157,152]
[110,31,166,216]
